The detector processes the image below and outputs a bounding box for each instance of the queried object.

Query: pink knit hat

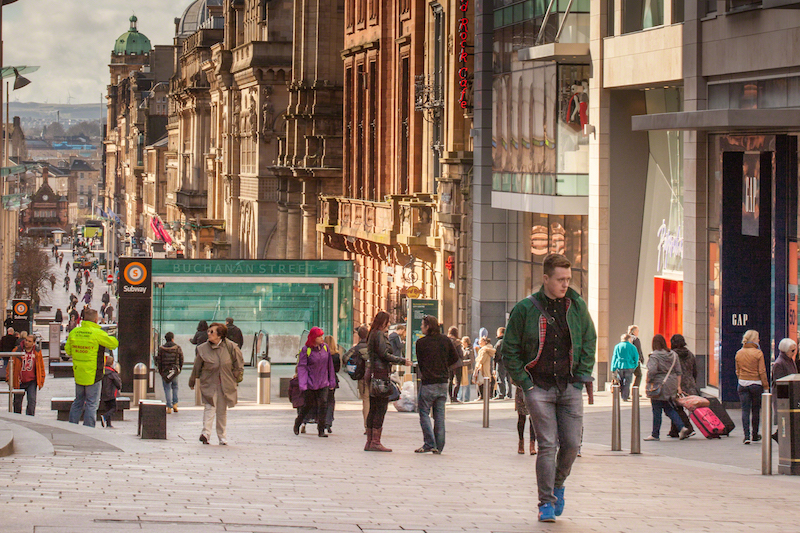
[306,326,324,347]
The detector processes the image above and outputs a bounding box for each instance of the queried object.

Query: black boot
[318,423,328,438]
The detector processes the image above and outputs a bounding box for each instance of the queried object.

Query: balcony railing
[318,194,439,248]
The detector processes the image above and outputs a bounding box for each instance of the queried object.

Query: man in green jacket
[502,254,596,523]
[66,309,119,427]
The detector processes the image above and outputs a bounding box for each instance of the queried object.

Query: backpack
[345,345,367,380]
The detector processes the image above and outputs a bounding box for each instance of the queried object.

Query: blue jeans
[13,380,37,416]
[458,383,471,402]
[69,381,102,427]
[162,378,179,409]
[524,384,584,506]
[738,383,763,439]
[418,383,448,451]
[617,368,634,400]
[650,399,684,438]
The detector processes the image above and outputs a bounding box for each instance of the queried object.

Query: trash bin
[776,374,800,474]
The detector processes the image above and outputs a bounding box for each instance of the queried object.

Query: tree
[14,238,50,311]
[44,121,65,139]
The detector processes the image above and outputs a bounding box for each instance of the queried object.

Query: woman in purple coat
[293,327,336,438]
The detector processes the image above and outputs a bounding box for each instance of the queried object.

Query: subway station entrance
[117,259,353,391]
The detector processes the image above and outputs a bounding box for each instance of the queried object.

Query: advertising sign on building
[11,299,33,334]
[406,299,438,364]
[119,257,151,298]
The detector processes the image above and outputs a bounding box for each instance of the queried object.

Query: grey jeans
[524,383,583,506]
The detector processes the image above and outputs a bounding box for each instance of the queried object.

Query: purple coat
[297,343,336,391]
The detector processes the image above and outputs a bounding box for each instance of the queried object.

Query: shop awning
[518,43,590,64]
[632,108,800,132]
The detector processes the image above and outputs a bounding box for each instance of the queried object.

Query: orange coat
[6,347,46,390]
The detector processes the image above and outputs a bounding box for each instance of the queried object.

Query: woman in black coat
[364,311,409,452]
[190,320,209,350]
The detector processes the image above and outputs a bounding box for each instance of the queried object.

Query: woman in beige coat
[735,329,769,444]
[189,322,244,445]
[473,336,496,400]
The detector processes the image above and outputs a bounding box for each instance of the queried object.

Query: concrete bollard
[482,377,490,428]
[611,383,621,451]
[762,391,773,475]
[133,363,147,407]
[630,386,641,454]
[257,359,271,404]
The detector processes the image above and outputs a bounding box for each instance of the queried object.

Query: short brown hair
[209,322,228,339]
[448,326,459,337]
[422,315,440,335]
[543,253,571,277]
[652,334,668,351]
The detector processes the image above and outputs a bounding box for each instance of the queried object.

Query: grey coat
[646,349,682,401]
[188,338,244,408]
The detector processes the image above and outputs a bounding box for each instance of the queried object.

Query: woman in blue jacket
[611,333,640,401]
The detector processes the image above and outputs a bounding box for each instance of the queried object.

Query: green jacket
[502,287,596,391]
[65,321,119,386]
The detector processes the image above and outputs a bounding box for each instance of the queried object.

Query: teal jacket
[502,287,596,391]
[611,341,639,372]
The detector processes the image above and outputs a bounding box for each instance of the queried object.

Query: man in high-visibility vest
[65,308,119,427]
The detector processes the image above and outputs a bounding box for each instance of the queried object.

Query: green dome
[113,15,152,56]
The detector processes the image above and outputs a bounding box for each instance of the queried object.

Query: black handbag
[369,378,393,398]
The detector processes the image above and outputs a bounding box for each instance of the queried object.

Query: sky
[4,0,191,105]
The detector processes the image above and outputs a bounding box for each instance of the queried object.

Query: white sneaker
[679,427,691,440]
[219,438,228,446]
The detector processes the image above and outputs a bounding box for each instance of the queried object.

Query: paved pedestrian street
[2,247,798,532]
[1,372,799,533]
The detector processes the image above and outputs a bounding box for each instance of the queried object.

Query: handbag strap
[527,294,555,325]
[662,352,678,385]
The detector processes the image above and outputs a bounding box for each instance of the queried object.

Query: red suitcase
[690,406,725,439]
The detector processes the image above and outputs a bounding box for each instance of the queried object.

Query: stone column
[286,205,302,259]
[301,178,318,259]
[276,203,288,260]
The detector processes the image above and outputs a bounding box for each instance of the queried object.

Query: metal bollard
[611,383,621,451]
[630,386,641,454]
[257,359,271,404]
[762,391,773,475]
[6,356,14,413]
[482,377,490,428]
[133,362,147,407]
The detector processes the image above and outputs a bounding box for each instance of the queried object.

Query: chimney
[42,166,49,185]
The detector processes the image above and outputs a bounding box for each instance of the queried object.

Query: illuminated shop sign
[656,219,683,274]
[458,0,470,109]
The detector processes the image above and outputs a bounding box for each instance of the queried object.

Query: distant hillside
[8,102,104,123]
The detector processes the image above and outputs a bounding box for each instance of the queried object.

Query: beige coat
[735,343,769,389]
[475,345,495,379]
[189,338,244,407]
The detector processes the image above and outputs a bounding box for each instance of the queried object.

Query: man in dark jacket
[447,326,463,403]
[503,253,596,523]
[388,324,406,360]
[225,317,244,348]
[1,327,17,352]
[415,316,459,453]
[156,332,184,413]
[494,326,512,399]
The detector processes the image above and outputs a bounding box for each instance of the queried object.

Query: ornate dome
[113,15,152,56]
[176,0,223,38]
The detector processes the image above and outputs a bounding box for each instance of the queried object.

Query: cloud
[4,0,189,104]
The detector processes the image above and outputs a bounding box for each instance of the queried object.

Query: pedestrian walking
[446,326,463,403]
[611,334,639,401]
[84,270,90,284]
[225,317,244,348]
[345,325,370,431]
[156,332,184,413]
[49,273,56,290]
[473,336,495,399]
[494,327,512,399]
[7,334,46,416]
[365,311,410,452]
[516,385,537,455]
[735,329,768,444]
[457,336,474,402]
[99,354,121,428]
[644,334,690,442]
[414,315,459,454]
[667,334,698,438]
[105,306,114,323]
[190,320,209,351]
[628,325,645,388]
[293,327,336,438]
[323,334,341,433]
[65,262,70,275]
[59,252,63,266]
[502,253,597,523]
[1,327,16,352]
[65,308,119,427]
[82,290,92,305]
[772,338,797,441]
[188,322,244,445]
[101,291,110,306]
[64,274,70,291]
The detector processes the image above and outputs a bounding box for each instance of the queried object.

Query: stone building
[104,15,172,254]
[20,169,69,236]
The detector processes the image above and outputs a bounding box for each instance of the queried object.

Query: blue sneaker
[538,503,556,522]
[554,487,565,516]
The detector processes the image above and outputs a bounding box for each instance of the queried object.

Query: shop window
[557,65,590,175]
[530,213,588,295]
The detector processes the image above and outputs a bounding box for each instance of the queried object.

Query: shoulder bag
[645,352,677,399]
